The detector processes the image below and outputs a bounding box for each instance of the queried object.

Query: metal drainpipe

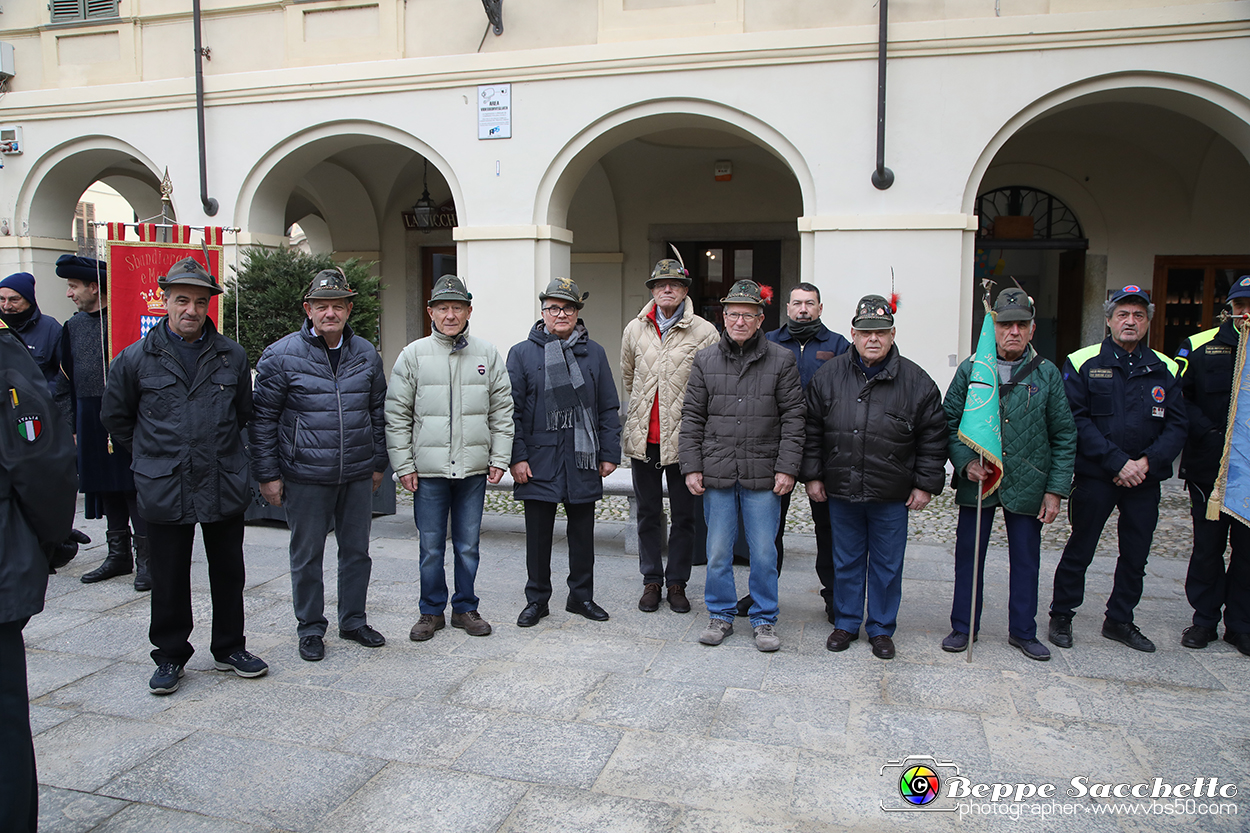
[871,0,895,190]
[193,0,219,216]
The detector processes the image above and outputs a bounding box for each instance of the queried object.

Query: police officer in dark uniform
[1174,275,1250,655]
[0,317,77,832]
[1048,286,1188,652]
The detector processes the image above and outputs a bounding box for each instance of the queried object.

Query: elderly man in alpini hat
[507,277,621,628]
[102,257,267,695]
[252,269,389,662]
[387,275,514,644]
[680,279,805,652]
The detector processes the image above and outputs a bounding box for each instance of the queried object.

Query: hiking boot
[1048,614,1073,649]
[409,613,445,641]
[667,582,691,614]
[698,618,733,646]
[638,583,662,612]
[1101,619,1156,653]
[753,623,781,652]
[450,610,493,636]
[81,529,133,583]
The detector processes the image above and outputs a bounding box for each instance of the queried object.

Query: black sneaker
[1048,614,1073,649]
[1181,624,1218,649]
[1008,635,1051,661]
[149,662,184,695]
[299,635,325,662]
[1101,620,1156,653]
[214,649,270,678]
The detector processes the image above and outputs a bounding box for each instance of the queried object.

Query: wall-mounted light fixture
[412,158,436,233]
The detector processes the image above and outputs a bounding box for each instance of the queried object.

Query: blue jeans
[827,498,908,638]
[703,485,780,627]
[950,505,1043,640]
[414,475,488,615]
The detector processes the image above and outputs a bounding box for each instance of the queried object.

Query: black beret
[55,254,107,284]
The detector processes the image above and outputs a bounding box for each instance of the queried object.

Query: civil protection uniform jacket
[251,320,388,486]
[678,330,805,491]
[620,297,718,466]
[1062,337,1188,483]
[800,345,947,502]
[0,320,76,624]
[765,322,851,388]
[385,325,514,480]
[507,321,621,504]
[100,318,254,525]
[944,344,1077,515]
[1175,320,1239,488]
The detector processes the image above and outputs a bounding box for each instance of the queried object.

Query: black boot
[81,529,134,584]
[132,534,151,592]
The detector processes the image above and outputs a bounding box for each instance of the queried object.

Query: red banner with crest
[105,224,224,361]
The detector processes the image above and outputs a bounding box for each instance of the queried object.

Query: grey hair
[1103,298,1155,321]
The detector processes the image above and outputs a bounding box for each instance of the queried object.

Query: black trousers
[100,490,148,536]
[524,500,595,605]
[1186,482,1250,633]
[1051,476,1160,625]
[148,514,247,666]
[632,445,697,586]
[0,617,36,833]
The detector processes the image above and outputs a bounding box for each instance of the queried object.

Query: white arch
[234,120,463,239]
[534,98,815,227]
[963,71,1250,213]
[17,136,166,238]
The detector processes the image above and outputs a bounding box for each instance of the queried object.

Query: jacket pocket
[217,450,251,517]
[138,373,179,419]
[132,456,183,523]
[1088,378,1114,416]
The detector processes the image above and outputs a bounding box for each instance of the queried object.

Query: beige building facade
[1,0,1247,386]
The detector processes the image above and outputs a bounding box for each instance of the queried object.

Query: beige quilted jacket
[620,298,719,466]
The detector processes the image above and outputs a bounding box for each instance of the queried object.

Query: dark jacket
[1062,338,1187,483]
[3,305,63,397]
[507,321,622,504]
[1176,322,1238,487]
[251,320,387,486]
[100,318,253,525]
[766,322,851,388]
[0,322,76,623]
[801,345,947,502]
[58,310,134,495]
[679,330,805,491]
[944,345,1077,515]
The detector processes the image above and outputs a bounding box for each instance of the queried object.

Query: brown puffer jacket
[620,298,719,466]
[679,330,805,490]
[800,345,947,503]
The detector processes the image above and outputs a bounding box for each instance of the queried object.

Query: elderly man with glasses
[507,277,622,627]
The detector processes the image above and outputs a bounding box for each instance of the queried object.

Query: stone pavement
[28,503,1249,832]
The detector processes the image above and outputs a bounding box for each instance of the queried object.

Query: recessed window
[50,0,119,23]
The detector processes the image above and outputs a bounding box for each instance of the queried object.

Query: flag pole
[967,452,984,664]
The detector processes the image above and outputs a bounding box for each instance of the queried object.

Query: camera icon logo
[880,755,960,812]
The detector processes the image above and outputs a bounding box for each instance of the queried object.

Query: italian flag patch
[16,416,41,442]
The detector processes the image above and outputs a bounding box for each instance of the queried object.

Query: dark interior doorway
[669,240,783,333]
[421,246,457,337]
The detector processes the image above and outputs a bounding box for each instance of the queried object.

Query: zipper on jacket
[318,338,347,485]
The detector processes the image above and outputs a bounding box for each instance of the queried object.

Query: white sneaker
[753,623,781,652]
[699,618,734,646]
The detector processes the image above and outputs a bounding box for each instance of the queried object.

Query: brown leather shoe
[408,613,445,642]
[869,634,895,659]
[450,610,492,637]
[667,582,691,613]
[638,583,662,612]
[826,628,859,652]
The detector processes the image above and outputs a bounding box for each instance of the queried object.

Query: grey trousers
[284,478,374,638]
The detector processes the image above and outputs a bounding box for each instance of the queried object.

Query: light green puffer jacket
[385,327,514,479]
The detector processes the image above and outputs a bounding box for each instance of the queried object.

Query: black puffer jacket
[801,345,947,502]
[251,320,387,486]
[679,330,805,490]
[100,319,253,525]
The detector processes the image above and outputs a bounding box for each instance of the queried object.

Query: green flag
[957,312,1003,496]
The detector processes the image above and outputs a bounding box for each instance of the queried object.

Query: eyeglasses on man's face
[542,306,577,317]
[724,312,762,322]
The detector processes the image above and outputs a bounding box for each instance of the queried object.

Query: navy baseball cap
[1108,285,1151,306]
[1226,275,1250,302]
